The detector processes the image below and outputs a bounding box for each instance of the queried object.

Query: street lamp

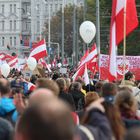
[96,0,100,55]
[61,0,65,64]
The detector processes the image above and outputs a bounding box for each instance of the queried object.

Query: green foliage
[43,0,140,57]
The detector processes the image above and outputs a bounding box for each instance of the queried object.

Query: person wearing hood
[0,78,18,125]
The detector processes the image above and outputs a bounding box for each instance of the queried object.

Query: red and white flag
[27,82,36,92]
[7,56,18,68]
[83,64,90,85]
[109,0,138,81]
[29,39,48,60]
[78,44,97,69]
[51,57,57,67]
[0,53,6,61]
[72,65,85,81]
[38,58,52,72]
[79,50,89,66]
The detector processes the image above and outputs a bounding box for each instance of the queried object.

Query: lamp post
[96,0,100,55]
[72,0,76,66]
[61,0,65,64]
[96,0,101,78]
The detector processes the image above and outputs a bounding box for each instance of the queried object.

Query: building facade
[0,0,83,55]
[0,0,22,54]
[31,0,84,41]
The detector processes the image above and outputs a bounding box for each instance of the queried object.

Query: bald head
[29,88,56,106]
[16,99,75,140]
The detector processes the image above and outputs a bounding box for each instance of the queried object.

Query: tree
[43,5,84,57]
[43,0,140,59]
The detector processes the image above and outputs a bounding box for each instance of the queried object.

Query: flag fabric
[78,44,97,69]
[23,81,36,94]
[73,44,98,82]
[5,54,13,61]
[83,64,90,85]
[29,39,48,60]
[0,53,6,61]
[109,0,138,81]
[79,50,89,66]
[7,56,18,68]
[28,82,36,91]
[38,58,52,72]
[87,58,98,74]
[72,65,85,81]
[51,57,57,67]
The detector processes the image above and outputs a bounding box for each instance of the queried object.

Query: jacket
[77,109,112,140]
[120,80,140,108]
[0,117,14,140]
[70,90,84,110]
[0,97,18,123]
[59,91,76,111]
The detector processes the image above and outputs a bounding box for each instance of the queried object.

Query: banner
[100,54,140,80]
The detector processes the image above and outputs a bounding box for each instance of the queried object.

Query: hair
[52,73,60,81]
[115,90,137,118]
[95,81,104,95]
[36,78,59,96]
[125,71,134,80]
[65,78,71,91]
[124,127,140,140]
[85,92,99,107]
[103,102,126,140]
[16,100,75,140]
[102,82,117,97]
[56,78,67,92]
[69,82,82,92]
[0,79,11,95]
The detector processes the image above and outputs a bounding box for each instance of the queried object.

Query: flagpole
[122,0,127,84]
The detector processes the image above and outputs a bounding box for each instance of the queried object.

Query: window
[10,37,12,46]
[2,37,5,46]
[45,4,48,11]
[10,4,12,13]
[37,21,40,32]
[14,4,16,13]
[36,4,40,14]
[26,21,28,30]
[2,5,4,14]
[10,20,12,31]
[14,37,16,45]
[60,4,62,9]
[55,4,58,11]
[14,20,16,30]
[50,4,53,12]
[2,21,4,31]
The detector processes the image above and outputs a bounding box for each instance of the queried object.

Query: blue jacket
[0,97,18,123]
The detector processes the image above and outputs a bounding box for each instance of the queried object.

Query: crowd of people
[0,69,140,140]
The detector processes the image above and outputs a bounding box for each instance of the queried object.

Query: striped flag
[109,0,138,81]
[78,44,97,69]
[38,58,52,72]
[0,53,6,61]
[29,39,48,60]
[7,56,18,68]
[83,64,90,85]
[73,44,98,82]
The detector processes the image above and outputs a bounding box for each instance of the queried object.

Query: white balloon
[57,63,62,68]
[80,21,96,44]
[27,57,37,71]
[1,63,10,78]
